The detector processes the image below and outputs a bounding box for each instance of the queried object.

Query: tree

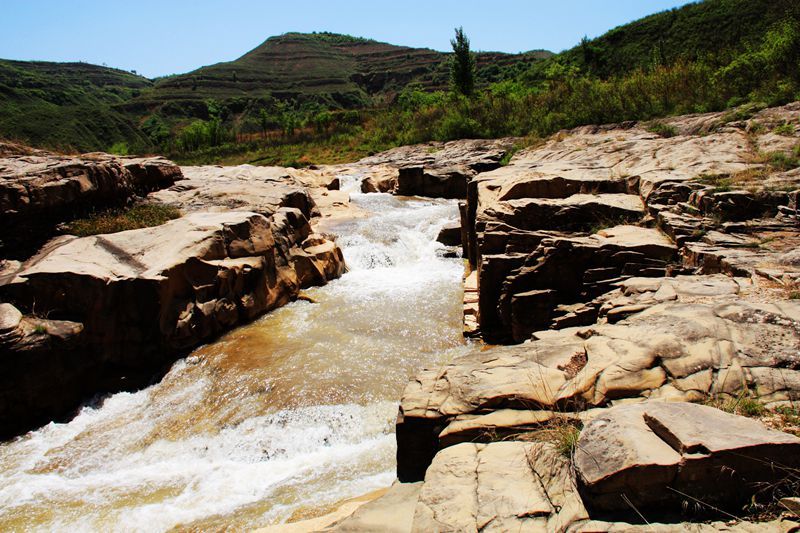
[450,27,475,96]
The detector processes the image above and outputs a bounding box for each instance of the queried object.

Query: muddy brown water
[0,176,469,531]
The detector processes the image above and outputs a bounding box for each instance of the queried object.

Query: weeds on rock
[705,390,766,418]
[646,121,679,138]
[64,203,182,237]
[773,122,796,136]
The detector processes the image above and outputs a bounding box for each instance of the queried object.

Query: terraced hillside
[136,32,550,116]
[0,60,152,151]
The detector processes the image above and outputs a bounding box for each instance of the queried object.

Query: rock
[779,497,800,517]
[357,138,515,173]
[361,173,397,193]
[396,291,800,481]
[395,166,472,199]
[328,482,421,533]
[411,441,587,532]
[484,193,645,233]
[0,148,182,257]
[486,225,676,342]
[150,165,318,220]
[357,138,514,199]
[575,402,800,514]
[436,223,462,247]
[0,210,345,437]
[682,221,800,280]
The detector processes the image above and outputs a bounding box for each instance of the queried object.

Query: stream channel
[0,175,470,531]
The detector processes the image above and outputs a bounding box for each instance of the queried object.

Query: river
[0,175,468,531]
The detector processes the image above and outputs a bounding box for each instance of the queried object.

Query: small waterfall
[0,180,469,531]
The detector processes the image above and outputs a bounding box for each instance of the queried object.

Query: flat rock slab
[411,441,587,532]
[487,193,644,232]
[575,402,800,513]
[153,165,318,220]
[328,482,422,533]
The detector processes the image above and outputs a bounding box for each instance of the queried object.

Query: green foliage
[65,203,181,237]
[765,146,800,171]
[33,324,48,335]
[108,141,130,155]
[0,59,151,151]
[646,121,679,138]
[450,27,476,96]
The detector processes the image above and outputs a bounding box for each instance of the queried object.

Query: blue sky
[1,0,694,78]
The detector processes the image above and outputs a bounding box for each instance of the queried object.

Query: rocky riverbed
[1,102,800,531]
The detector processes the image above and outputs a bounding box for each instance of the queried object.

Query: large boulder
[411,441,587,532]
[0,209,345,437]
[0,149,182,257]
[575,402,800,514]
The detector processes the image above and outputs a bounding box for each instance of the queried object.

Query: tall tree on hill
[450,27,475,96]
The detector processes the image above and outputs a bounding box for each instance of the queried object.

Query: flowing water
[0,175,468,532]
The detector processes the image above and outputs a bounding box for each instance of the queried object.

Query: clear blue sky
[1,0,694,78]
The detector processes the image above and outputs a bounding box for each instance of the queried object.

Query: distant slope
[0,60,152,152]
[135,32,551,117]
[533,0,799,78]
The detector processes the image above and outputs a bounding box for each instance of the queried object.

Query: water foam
[0,185,464,531]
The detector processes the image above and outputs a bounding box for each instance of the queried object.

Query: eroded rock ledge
[383,103,800,532]
[0,148,349,438]
[0,143,182,257]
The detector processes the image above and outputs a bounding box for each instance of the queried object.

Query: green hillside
[0,60,152,152]
[133,32,550,119]
[530,0,799,78]
[0,0,797,157]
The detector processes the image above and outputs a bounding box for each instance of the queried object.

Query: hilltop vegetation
[166,0,800,166]
[0,60,151,151]
[0,0,798,162]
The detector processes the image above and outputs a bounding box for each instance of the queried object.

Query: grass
[773,122,796,136]
[64,203,181,237]
[32,324,48,335]
[705,390,766,418]
[646,121,679,138]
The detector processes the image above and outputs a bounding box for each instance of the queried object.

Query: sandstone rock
[0,149,182,257]
[361,174,396,193]
[0,210,345,437]
[397,292,800,481]
[395,166,472,199]
[411,441,587,532]
[150,165,317,220]
[436,223,462,247]
[485,225,676,342]
[358,138,515,173]
[328,482,421,533]
[575,402,800,514]
[357,139,514,199]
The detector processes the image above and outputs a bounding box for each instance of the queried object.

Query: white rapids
[0,172,469,531]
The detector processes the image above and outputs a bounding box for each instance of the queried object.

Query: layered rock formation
[0,149,348,438]
[355,138,515,197]
[0,144,182,257]
[385,103,800,531]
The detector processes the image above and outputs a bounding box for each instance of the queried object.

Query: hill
[528,0,799,78]
[0,60,152,152]
[133,32,551,119]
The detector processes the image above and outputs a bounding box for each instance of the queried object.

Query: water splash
[0,184,467,531]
